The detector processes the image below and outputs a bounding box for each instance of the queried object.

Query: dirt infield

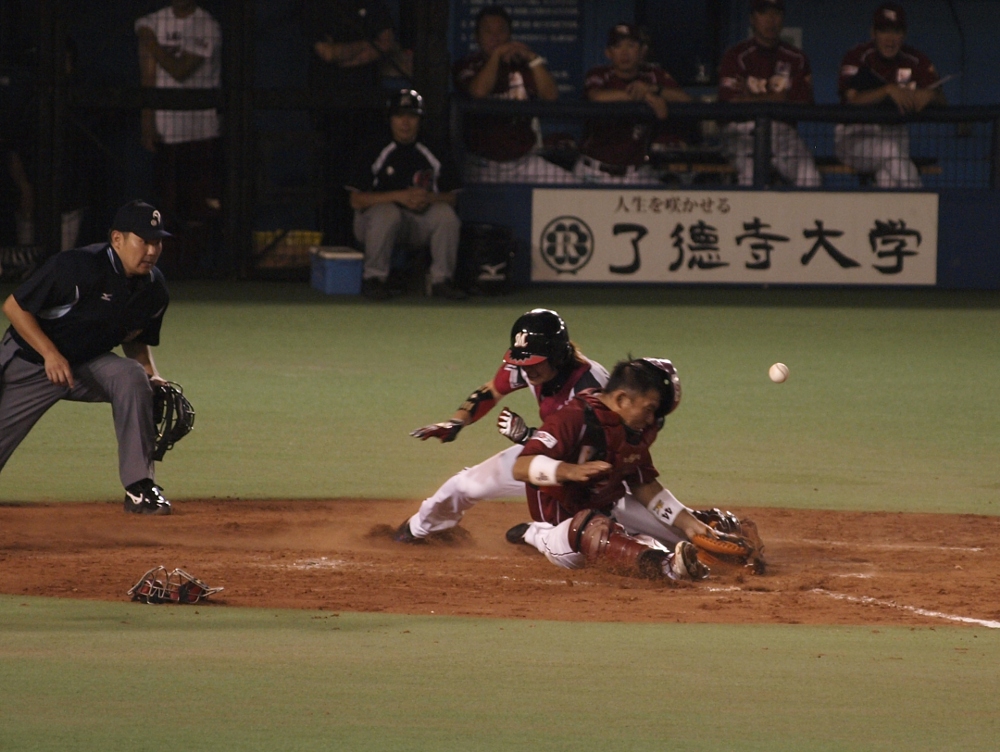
[1,500,998,628]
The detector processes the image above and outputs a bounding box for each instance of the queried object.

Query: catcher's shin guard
[568,510,668,579]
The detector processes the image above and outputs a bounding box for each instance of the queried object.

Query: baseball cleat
[123,479,171,516]
[505,522,530,545]
[393,520,425,544]
[669,541,709,581]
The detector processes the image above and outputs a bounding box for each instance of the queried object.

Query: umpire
[0,199,173,515]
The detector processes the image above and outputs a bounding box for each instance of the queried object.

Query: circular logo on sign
[539,216,593,274]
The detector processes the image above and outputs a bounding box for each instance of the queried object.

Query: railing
[450,99,1000,190]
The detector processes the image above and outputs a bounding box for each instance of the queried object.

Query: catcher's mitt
[128,566,223,604]
[691,508,766,574]
[152,381,195,461]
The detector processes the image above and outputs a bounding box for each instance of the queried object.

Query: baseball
[769,363,789,383]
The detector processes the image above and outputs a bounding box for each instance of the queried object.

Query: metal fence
[451,99,1000,191]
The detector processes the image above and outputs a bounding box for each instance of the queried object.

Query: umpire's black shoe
[393,520,425,544]
[124,479,172,516]
[505,522,530,545]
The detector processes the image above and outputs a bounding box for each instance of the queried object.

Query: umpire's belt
[580,156,629,177]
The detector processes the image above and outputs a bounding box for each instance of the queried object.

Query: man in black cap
[835,2,945,188]
[346,89,466,300]
[0,200,174,514]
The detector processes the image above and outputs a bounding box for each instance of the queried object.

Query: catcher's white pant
[834,123,921,189]
[521,493,689,571]
[722,121,821,187]
[408,444,525,537]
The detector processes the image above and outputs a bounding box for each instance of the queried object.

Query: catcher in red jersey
[506,357,725,580]
[834,2,945,189]
[718,0,820,187]
[395,309,609,543]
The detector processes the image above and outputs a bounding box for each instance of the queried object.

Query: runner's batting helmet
[636,357,682,423]
[503,309,573,369]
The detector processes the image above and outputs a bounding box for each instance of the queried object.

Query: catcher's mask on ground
[128,566,223,604]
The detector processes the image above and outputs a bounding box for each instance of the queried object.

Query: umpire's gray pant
[0,332,156,489]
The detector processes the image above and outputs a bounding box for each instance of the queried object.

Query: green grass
[2,283,999,751]
[1,284,997,514]
[2,596,998,752]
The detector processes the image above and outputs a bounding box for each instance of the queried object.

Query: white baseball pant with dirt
[406,444,524,538]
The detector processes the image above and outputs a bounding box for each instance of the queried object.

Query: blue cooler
[310,247,364,295]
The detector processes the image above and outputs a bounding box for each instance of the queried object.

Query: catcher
[507,357,765,578]
[0,200,193,515]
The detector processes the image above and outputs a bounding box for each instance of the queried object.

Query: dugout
[1,0,999,289]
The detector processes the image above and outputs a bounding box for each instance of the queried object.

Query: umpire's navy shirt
[345,139,461,195]
[7,243,169,367]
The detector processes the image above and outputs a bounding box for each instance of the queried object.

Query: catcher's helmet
[503,308,573,369]
[635,357,682,422]
[389,88,425,116]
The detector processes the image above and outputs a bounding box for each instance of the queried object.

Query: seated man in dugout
[574,24,692,185]
[835,2,945,189]
[452,5,571,184]
[345,89,466,301]
[717,0,821,187]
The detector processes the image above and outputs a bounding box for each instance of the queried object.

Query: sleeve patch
[534,431,558,449]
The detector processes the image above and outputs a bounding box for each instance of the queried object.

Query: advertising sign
[531,189,938,285]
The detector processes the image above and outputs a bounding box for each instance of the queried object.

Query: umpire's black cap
[389,89,425,116]
[112,200,172,240]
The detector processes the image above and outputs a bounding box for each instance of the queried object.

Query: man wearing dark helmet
[397,309,609,542]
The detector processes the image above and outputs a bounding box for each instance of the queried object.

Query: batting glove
[497,408,535,445]
[410,419,464,443]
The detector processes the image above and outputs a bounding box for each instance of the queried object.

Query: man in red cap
[574,24,692,184]
[835,2,945,188]
[717,0,821,187]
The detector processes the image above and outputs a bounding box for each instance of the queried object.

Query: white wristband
[528,455,562,486]
[647,488,687,526]
[528,56,547,69]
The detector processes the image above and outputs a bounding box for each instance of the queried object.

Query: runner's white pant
[408,444,525,537]
[722,121,821,187]
[834,123,921,189]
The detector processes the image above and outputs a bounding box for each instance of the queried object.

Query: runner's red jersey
[492,357,608,421]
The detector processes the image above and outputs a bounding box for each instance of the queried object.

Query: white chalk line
[812,588,1000,629]
[797,539,983,553]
